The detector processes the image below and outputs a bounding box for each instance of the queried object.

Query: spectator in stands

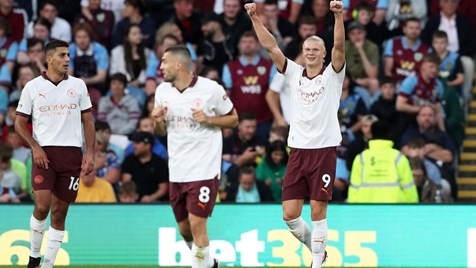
[145,34,179,95]
[222,112,266,169]
[5,125,30,164]
[69,23,109,92]
[76,170,117,203]
[352,2,387,49]
[345,21,380,108]
[17,18,52,68]
[348,120,419,203]
[10,64,38,102]
[256,140,288,202]
[345,114,378,171]
[124,116,167,160]
[408,157,452,203]
[385,0,427,34]
[222,31,276,140]
[339,74,368,140]
[343,0,387,25]
[255,0,303,25]
[432,31,464,91]
[422,0,474,57]
[16,38,46,74]
[260,0,295,54]
[283,16,317,62]
[75,0,115,50]
[2,101,32,141]
[169,0,203,47]
[95,121,125,164]
[218,0,252,57]
[199,65,223,84]
[224,166,274,203]
[0,0,27,43]
[27,1,71,43]
[122,131,169,203]
[0,17,17,82]
[110,24,150,88]
[396,53,445,130]
[0,142,23,195]
[94,132,121,185]
[370,77,402,143]
[118,180,139,203]
[81,0,124,24]
[268,125,288,144]
[198,13,234,76]
[97,73,141,136]
[384,17,430,83]
[400,105,455,165]
[112,0,156,49]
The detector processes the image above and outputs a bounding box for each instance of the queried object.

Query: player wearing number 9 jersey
[246,1,345,267]
[15,40,96,268]
[151,45,238,268]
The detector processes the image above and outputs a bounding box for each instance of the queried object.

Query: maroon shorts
[32,146,83,203]
[169,178,220,223]
[282,147,337,201]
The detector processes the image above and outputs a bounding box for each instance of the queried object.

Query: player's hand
[191,108,209,124]
[244,3,257,17]
[81,152,94,177]
[330,0,343,13]
[32,146,49,169]
[151,106,167,123]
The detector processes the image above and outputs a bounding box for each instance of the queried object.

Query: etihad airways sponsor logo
[38,103,77,112]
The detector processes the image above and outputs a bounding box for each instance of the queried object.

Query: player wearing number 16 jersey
[15,40,96,268]
[151,45,238,268]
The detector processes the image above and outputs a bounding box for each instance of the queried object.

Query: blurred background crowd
[0,0,474,204]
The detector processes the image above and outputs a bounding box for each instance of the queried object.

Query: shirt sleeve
[146,53,159,78]
[79,81,93,111]
[377,0,388,9]
[69,45,76,69]
[269,64,277,84]
[398,76,418,96]
[222,64,232,89]
[269,72,285,93]
[283,58,301,79]
[16,82,33,115]
[383,38,394,57]
[95,44,109,70]
[213,82,234,115]
[154,86,164,107]
[6,42,18,61]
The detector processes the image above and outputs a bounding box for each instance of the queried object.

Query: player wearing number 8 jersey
[245,1,345,267]
[15,40,95,268]
[151,45,238,268]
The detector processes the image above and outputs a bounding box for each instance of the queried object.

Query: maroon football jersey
[391,37,429,81]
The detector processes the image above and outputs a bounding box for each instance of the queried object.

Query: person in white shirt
[245,1,345,267]
[15,40,95,268]
[26,1,72,43]
[151,45,238,268]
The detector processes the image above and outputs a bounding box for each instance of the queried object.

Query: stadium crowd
[0,0,474,204]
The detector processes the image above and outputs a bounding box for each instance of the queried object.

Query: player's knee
[34,204,50,218]
[283,210,300,222]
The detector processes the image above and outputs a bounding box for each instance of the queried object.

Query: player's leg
[28,190,52,268]
[308,147,337,268]
[282,148,312,251]
[177,218,193,249]
[41,195,70,268]
[186,179,219,268]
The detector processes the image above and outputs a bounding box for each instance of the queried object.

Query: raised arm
[245,3,286,72]
[330,0,345,72]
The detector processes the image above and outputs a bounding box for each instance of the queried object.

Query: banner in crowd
[0,204,475,267]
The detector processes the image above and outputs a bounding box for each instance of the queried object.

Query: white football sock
[41,227,65,268]
[29,215,46,258]
[191,243,213,268]
[285,217,312,251]
[311,219,328,268]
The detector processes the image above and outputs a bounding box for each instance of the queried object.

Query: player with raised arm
[245,1,345,267]
[15,39,95,268]
[151,45,238,268]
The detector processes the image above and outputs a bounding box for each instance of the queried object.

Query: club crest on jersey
[193,99,203,109]
[237,69,243,75]
[414,52,423,62]
[67,89,76,97]
[34,175,44,184]
[96,13,105,22]
[257,66,266,75]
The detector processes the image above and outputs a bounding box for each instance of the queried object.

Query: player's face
[47,47,70,75]
[160,52,179,82]
[432,37,447,55]
[302,39,326,67]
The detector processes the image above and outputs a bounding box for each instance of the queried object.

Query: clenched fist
[330,0,344,13]
[244,3,257,17]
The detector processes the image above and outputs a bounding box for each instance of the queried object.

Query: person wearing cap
[198,13,234,75]
[97,73,141,136]
[345,20,380,109]
[121,131,169,203]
